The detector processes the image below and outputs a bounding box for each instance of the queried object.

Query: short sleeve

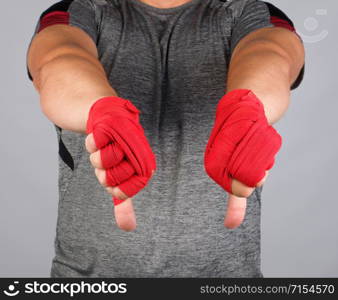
[27,0,99,81]
[229,0,304,90]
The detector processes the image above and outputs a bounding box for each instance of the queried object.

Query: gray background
[0,0,337,277]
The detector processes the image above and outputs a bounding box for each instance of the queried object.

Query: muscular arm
[28,24,154,231]
[220,27,305,228]
[227,27,305,124]
[27,25,117,133]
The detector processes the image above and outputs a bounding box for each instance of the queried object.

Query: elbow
[36,58,70,125]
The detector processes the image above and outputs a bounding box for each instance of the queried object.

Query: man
[27,0,304,277]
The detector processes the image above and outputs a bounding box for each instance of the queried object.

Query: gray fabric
[31,0,281,277]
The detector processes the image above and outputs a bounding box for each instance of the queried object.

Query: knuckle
[89,153,96,166]
[113,187,129,200]
[95,169,107,187]
[85,134,97,153]
[90,151,102,168]
[85,136,92,153]
[106,187,114,194]
[242,192,251,198]
[234,190,252,198]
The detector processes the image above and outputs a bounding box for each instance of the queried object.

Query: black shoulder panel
[40,0,74,19]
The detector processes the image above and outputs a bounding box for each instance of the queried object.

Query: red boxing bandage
[204,89,282,194]
[86,96,156,205]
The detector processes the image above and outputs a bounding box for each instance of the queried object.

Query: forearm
[35,48,117,133]
[227,28,305,124]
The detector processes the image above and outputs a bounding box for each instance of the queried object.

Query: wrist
[224,88,289,125]
[86,96,140,135]
[217,89,266,122]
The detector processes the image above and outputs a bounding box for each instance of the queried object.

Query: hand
[204,89,282,229]
[86,96,156,232]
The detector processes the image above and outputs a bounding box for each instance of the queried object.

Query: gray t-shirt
[28,0,302,277]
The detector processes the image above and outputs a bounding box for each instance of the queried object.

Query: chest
[96,4,233,115]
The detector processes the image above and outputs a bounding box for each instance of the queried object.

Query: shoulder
[39,0,122,15]
[221,0,288,18]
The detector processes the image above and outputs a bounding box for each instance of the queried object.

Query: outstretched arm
[28,24,155,232]
[205,22,305,229]
[225,26,304,228]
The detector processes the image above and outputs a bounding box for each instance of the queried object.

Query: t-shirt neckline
[129,0,203,15]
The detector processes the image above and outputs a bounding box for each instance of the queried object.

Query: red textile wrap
[204,89,282,194]
[38,11,70,33]
[270,16,295,32]
[86,96,156,205]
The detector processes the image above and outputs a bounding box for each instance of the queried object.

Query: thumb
[113,197,137,232]
[224,193,247,229]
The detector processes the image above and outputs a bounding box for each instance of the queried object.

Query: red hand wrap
[86,96,156,205]
[204,89,282,194]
